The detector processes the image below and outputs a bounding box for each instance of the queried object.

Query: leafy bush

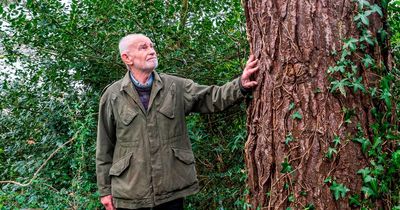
[0,0,249,209]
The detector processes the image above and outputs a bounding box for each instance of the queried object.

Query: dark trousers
[117,198,184,210]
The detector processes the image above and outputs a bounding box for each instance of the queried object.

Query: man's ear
[121,53,132,65]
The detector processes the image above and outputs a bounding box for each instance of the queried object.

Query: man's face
[123,36,158,73]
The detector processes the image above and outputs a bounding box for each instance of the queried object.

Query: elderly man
[96,34,259,210]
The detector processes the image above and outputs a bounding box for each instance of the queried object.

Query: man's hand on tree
[241,54,259,90]
[101,195,115,210]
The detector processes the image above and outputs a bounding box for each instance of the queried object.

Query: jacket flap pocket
[158,83,176,119]
[109,152,133,176]
[159,106,174,119]
[120,107,138,125]
[172,148,195,165]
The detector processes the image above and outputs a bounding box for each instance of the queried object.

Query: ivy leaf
[281,158,293,173]
[351,77,366,93]
[353,137,371,154]
[330,181,350,200]
[284,182,290,189]
[343,37,358,52]
[327,65,346,74]
[337,65,346,73]
[324,177,332,183]
[333,135,341,147]
[380,75,392,90]
[351,64,358,74]
[380,88,392,110]
[327,66,336,74]
[349,194,361,206]
[354,13,370,26]
[345,71,354,79]
[331,78,351,97]
[288,102,295,111]
[359,30,374,45]
[361,186,376,198]
[292,111,302,120]
[362,54,375,68]
[371,163,384,176]
[369,177,380,194]
[325,147,338,160]
[356,0,371,10]
[304,204,315,210]
[363,175,374,183]
[369,4,383,17]
[340,49,351,61]
[285,132,294,145]
[357,167,371,177]
[369,87,377,97]
[288,194,295,202]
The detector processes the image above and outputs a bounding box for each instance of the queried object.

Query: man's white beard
[150,58,158,70]
[135,58,158,72]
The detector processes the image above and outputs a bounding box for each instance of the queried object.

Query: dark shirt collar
[129,71,154,88]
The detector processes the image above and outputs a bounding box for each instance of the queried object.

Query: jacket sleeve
[96,93,116,197]
[183,77,246,114]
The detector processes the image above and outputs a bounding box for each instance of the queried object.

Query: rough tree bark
[244,0,391,209]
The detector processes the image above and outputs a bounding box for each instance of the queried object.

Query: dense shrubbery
[0,0,249,209]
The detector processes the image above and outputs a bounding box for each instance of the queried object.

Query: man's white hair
[118,33,147,55]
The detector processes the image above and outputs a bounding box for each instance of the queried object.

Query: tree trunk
[244,0,391,209]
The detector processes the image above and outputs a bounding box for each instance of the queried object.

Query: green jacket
[96,71,246,209]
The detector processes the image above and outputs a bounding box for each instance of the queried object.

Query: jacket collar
[120,70,163,91]
[120,70,164,114]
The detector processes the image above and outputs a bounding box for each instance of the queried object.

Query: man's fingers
[245,66,259,77]
[243,81,258,89]
[248,81,258,87]
[101,195,115,210]
[242,53,259,89]
[242,66,259,81]
[246,54,256,64]
[246,59,259,69]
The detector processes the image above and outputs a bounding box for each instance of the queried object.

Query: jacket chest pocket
[157,83,183,140]
[117,104,141,146]
[121,108,138,125]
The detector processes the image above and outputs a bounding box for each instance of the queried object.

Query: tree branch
[0,133,77,187]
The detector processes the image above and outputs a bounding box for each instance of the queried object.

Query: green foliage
[185,108,250,209]
[324,177,332,184]
[326,0,400,208]
[325,147,338,160]
[349,194,362,207]
[291,111,302,120]
[333,135,341,147]
[288,102,295,111]
[330,78,351,97]
[330,181,350,200]
[0,0,249,209]
[281,158,293,174]
[357,167,379,198]
[304,204,315,210]
[353,136,371,154]
[0,63,101,208]
[285,132,294,145]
